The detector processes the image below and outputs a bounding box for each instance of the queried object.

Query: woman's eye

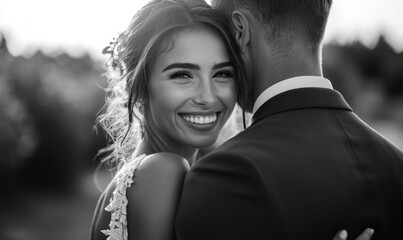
[214,71,234,79]
[169,72,192,80]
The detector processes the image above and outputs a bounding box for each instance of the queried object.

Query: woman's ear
[231,10,250,53]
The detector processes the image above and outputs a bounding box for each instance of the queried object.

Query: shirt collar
[252,76,333,115]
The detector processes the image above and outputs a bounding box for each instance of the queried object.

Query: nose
[193,77,217,106]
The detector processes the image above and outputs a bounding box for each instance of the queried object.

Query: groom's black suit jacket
[175,87,403,240]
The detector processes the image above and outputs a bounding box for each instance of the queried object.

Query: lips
[180,113,218,125]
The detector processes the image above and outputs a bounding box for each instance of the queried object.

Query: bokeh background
[1,0,403,239]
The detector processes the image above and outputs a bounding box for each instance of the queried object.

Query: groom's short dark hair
[211,0,332,54]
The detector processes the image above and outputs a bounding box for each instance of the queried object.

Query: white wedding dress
[100,154,147,240]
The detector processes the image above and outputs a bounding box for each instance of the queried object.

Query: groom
[175,0,403,239]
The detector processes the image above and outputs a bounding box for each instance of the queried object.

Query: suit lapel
[251,88,353,124]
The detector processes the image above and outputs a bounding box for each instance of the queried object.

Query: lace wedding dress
[101,154,147,240]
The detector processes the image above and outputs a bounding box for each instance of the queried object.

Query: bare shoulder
[126,152,190,197]
[125,153,190,240]
[137,152,190,176]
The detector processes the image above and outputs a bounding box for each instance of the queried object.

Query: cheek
[219,83,237,109]
[147,83,172,120]
[147,85,159,112]
[148,83,187,116]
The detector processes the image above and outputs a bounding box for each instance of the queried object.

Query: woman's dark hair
[97,0,246,171]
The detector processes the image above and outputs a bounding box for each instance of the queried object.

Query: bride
[91,0,373,240]
[91,0,245,239]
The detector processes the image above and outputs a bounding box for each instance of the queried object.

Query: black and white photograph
[0,0,402,239]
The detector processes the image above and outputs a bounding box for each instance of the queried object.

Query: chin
[186,135,217,149]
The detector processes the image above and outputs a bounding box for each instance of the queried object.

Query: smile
[180,113,217,125]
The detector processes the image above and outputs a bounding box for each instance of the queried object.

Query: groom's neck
[252,42,323,101]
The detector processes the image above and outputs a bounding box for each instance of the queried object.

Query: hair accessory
[103,33,127,76]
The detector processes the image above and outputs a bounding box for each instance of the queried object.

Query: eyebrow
[213,61,233,70]
[162,63,200,72]
[162,61,233,73]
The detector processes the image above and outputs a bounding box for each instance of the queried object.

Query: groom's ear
[231,10,251,53]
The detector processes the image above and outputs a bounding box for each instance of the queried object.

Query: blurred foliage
[0,33,109,240]
[0,32,402,239]
[0,33,107,193]
[324,37,403,100]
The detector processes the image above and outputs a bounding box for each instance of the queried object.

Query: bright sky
[0,0,402,60]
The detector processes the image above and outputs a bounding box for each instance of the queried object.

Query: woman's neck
[134,127,198,165]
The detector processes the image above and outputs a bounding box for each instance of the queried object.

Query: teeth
[181,113,218,125]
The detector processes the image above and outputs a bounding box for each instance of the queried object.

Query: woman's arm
[126,152,189,240]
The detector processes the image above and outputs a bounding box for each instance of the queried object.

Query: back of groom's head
[211,0,332,55]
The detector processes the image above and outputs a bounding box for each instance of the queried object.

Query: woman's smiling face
[146,28,236,149]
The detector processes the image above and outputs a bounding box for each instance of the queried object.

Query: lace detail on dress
[101,154,147,240]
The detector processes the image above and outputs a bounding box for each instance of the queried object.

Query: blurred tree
[0,33,106,194]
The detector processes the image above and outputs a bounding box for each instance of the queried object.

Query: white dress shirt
[252,76,333,115]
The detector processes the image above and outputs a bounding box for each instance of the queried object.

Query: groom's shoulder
[202,126,268,164]
[218,123,268,151]
[195,140,263,179]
